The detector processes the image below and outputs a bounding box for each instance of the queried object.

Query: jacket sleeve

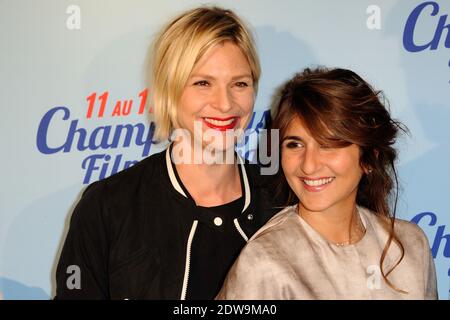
[55,182,110,299]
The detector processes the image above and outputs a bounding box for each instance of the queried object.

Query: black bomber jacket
[55,147,277,299]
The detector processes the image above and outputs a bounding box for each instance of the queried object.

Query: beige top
[217,205,438,300]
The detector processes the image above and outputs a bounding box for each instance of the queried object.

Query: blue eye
[194,80,209,86]
[235,81,249,87]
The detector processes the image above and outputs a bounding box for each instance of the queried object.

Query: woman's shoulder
[103,148,165,186]
[227,206,299,273]
[248,205,299,243]
[226,206,296,261]
[64,149,172,251]
[393,217,430,247]
[359,206,430,247]
[71,149,167,223]
[83,148,166,197]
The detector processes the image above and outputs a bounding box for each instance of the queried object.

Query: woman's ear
[374,149,379,158]
[360,148,377,175]
[364,167,373,175]
[360,162,372,175]
[364,149,378,174]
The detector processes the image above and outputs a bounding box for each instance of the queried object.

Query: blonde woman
[55,6,276,300]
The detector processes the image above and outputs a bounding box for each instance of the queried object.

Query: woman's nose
[300,146,322,175]
[211,86,233,113]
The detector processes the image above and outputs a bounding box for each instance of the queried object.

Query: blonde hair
[150,6,261,140]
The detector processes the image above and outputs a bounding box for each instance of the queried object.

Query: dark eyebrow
[281,135,305,143]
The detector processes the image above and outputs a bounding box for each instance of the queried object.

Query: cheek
[237,94,255,128]
[246,94,255,110]
[281,152,298,177]
[329,153,363,181]
[177,97,190,120]
[179,90,204,114]
[236,92,255,112]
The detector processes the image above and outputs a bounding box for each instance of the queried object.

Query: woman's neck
[174,152,242,207]
[298,199,365,246]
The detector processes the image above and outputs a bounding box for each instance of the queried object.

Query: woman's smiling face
[281,116,364,214]
[176,41,255,151]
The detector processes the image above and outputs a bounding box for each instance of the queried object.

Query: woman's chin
[298,201,333,214]
[203,141,236,157]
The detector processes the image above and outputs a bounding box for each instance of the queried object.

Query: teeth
[303,177,334,187]
[204,118,235,126]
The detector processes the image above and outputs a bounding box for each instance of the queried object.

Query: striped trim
[180,220,198,300]
[233,218,249,242]
[236,154,251,212]
[166,147,187,198]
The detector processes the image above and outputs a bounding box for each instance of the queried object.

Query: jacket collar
[165,145,251,213]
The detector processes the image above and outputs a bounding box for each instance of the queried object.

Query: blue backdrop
[0,0,448,299]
